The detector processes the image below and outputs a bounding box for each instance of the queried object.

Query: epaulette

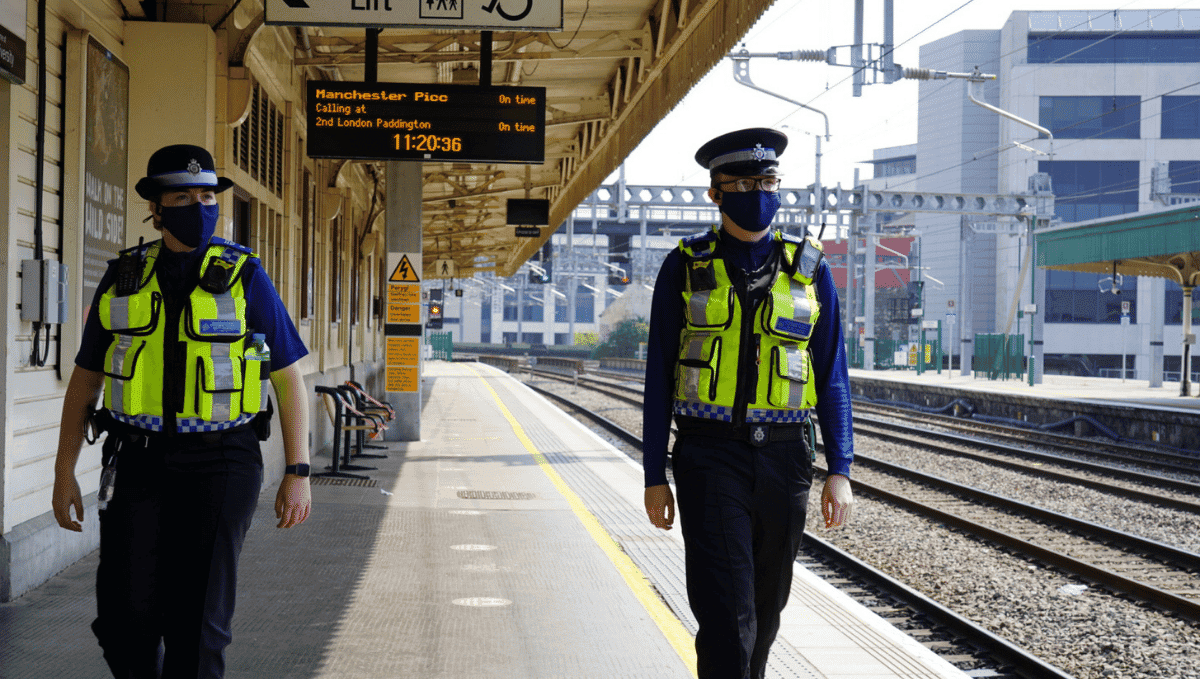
[117,240,154,257]
[678,227,720,258]
[779,231,824,281]
[210,236,254,256]
[778,231,806,246]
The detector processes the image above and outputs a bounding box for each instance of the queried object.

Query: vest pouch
[767,345,810,409]
[683,285,735,330]
[103,337,149,415]
[240,348,269,414]
[194,350,244,421]
[761,281,816,342]
[676,334,722,403]
[102,292,162,335]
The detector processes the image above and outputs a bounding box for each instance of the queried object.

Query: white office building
[907,9,1200,379]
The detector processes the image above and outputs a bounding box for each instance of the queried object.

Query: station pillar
[384,160,422,440]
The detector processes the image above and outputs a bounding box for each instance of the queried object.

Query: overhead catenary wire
[796,2,1197,190]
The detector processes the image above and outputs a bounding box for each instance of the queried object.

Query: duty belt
[676,418,809,448]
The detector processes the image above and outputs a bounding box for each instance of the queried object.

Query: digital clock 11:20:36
[396,134,463,153]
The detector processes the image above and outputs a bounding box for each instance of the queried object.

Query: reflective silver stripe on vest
[782,347,809,409]
[210,343,234,421]
[260,379,271,411]
[688,290,713,326]
[108,335,135,415]
[213,292,237,322]
[791,280,814,321]
[109,296,131,331]
[681,337,710,401]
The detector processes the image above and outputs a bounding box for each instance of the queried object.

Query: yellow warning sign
[389,255,420,282]
[386,365,419,393]
[387,304,420,324]
[386,337,420,366]
[387,283,420,306]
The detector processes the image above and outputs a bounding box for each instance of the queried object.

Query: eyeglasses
[716,177,781,193]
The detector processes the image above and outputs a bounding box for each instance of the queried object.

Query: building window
[1045,270,1137,324]
[1162,96,1200,138]
[521,290,544,322]
[1170,161,1200,194]
[300,170,314,319]
[502,332,518,344]
[554,333,571,345]
[231,82,285,197]
[575,286,594,323]
[1028,33,1200,64]
[1039,96,1140,139]
[502,290,518,321]
[1038,160,1139,222]
[521,333,543,344]
[872,156,916,178]
[330,217,341,322]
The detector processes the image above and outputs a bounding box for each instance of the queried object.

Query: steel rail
[837,459,1200,621]
[801,533,1078,679]
[854,400,1200,473]
[529,380,1074,678]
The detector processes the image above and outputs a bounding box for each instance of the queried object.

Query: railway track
[533,365,1200,515]
[854,399,1200,477]
[523,380,1077,679]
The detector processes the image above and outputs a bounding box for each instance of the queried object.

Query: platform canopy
[1035,203,1200,286]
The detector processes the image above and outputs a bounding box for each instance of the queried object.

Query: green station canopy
[1035,203,1200,285]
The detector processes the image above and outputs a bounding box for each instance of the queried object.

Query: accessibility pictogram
[389,254,421,282]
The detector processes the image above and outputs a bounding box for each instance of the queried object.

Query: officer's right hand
[52,475,85,532]
[644,484,675,530]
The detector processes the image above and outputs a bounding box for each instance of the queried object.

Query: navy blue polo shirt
[76,239,308,373]
[642,228,855,487]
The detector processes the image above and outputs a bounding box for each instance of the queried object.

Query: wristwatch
[284,464,311,477]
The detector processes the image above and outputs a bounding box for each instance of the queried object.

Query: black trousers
[93,426,263,679]
[672,433,813,679]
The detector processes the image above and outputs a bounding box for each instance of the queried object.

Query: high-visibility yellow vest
[674,227,823,424]
[98,239,268,431]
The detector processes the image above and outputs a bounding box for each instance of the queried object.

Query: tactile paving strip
[507,393,824,679]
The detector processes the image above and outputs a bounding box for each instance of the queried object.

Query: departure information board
[307,81,545,164]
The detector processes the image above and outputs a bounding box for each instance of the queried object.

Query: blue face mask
[160,202,219,249]
[718,190,781,233]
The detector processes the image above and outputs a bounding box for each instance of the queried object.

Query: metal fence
[974,333,1025,380]
[428,331,453,361]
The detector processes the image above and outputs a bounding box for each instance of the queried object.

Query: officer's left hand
[821,474,853,529]
[275,475,311,528]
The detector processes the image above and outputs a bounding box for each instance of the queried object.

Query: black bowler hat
[134,144,234,201]
[694,127,788,177]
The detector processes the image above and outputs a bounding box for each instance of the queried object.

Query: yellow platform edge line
[467,365,698,677]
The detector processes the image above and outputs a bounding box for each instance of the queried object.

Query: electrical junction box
[21,259,68,324]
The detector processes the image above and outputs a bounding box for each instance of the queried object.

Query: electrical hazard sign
[389,253,421,282]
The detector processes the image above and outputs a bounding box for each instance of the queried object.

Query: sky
[606,0,1194,191]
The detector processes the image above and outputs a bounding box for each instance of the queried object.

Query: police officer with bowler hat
[643,128,854,678]
[52,144,312,678]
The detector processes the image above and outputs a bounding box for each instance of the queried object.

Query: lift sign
[307,81,545,164]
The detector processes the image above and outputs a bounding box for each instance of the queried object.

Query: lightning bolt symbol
[399,261,410,278]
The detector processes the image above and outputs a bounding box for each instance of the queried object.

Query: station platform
[850,367,1200,451]
[1,361,968,679]
[850,367,1200,413]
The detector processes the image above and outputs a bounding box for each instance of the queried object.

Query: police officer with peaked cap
[642,128,854,679]
[52,144,312,678]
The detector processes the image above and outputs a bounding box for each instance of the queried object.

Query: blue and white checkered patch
[111,411,254,433]
[745,409,809,424]
[673,400,733,422]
